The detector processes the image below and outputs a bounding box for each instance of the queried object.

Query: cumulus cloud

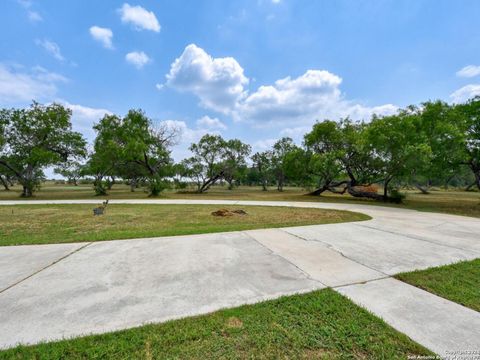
[166,44,249,113]
[59,101,112,141]
[35,39,64,61]
[0,64,67,104]
[165,45,396,128]
[89,26,113,49]
[456,65,480,78]
[196,115,227,130]
[119,3,160,32]
[236,69,397,127]
[125,51,151,69]
[450,84,480,103]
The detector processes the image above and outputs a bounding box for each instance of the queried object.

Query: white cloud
[196,115,227,130]
[450,84,480,103]
[17,0,43,22]
[252,138,277,152]
[125,51,151,69]
[0,64,67,104]
[456,65,480,78]
[235,69,397,127]
[155,83,164,90]
[159,119,217,161]
[166,44,249,113]
[119,3,161,32]
[35,39,64,61]
[271,0,281,4]
[89,26,113,49]
[60,101,113,141]
[165,45,396,128]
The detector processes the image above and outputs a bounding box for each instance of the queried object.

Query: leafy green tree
[54,161,83,186]
[188,135,227,193]
[271,137,296,191]
[84,114,123,195]
[0,102,86,197]
[119,110,176,196]
[284,147,343,196]
[365,113,430,199]
[223,139,251,190]
[456,96,480,190]
[411,101,465,193]
[304,119,381,199]
[251,151,274,191]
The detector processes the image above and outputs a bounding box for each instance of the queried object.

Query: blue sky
[1,0,480,160]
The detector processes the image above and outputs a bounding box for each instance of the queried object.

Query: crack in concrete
[242,231,328,288]
[0,242,94,295]
[279,228,391,278]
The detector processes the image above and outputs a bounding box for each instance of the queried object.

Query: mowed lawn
[0,204,369,246]
[396,259,480,312]
[1,182,479,218]
[0,289,431,359]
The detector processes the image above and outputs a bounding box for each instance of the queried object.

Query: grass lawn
[1,182,479,218]
[0,204,369,246]
[0,289,431,359]
[395,259,480,312]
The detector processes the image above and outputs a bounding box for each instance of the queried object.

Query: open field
[396,259,480,312]
[1,182,479,218]
[0,289,431,359]
[0,204,368,246]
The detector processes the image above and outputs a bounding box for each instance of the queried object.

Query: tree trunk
[383,178,392,201]
[198,172,223,193]
[130,178,137,192]
[414,183,430,194]
[0,176,9,191]
[347,183,385,201]
[307,185,329,196]
[21,185,33,198]
[262,180,267,191]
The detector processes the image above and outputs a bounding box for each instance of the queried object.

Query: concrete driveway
[0,199,479,356]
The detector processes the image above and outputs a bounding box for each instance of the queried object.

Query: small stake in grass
[93,200,109,216]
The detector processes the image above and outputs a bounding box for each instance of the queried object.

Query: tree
[118,110,177,196]
[284,147,343,196]
[251,151,274,191]
[54,161,83,186]
[411,101,465,193]
[271,137,296,191]
[222,139,251,190]
[188,134,227,193]
[85,114,123,195]
[0,102,86,197]
[365,113,430,200]
[456,96,480,190]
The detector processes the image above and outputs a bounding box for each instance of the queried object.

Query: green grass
[0,204,369,246]
[1,182,479,218]
[0,289,431,359]
[395,259,480,312]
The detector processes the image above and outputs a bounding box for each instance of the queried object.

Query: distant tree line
[1,97,479,200]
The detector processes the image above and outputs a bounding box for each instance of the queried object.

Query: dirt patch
[211,209,248,217]
[226,316,244,328]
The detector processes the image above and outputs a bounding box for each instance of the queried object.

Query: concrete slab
[357,217,480,253]
[336,278,480,357]
[284,223,478,274]
[0,232,322,349]
[246,228,384,286]
[0,243,88,291]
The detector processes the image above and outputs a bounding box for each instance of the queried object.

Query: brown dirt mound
[211,209,248,217]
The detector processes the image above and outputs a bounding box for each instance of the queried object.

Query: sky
[1,0,480,162]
